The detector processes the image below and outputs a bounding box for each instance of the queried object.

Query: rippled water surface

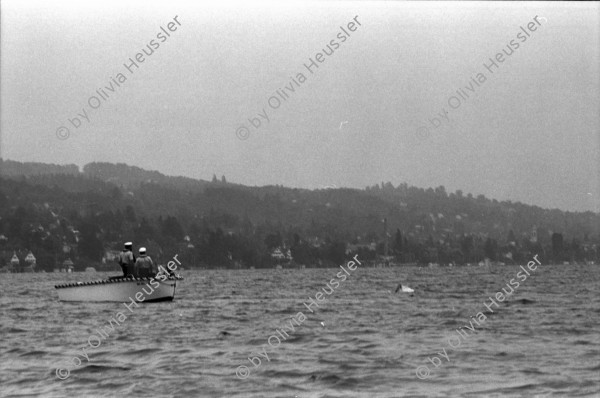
[1,263,599,397]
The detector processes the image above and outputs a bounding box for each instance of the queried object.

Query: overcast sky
[1,0,599,213]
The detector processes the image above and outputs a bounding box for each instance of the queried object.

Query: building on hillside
[9,252,20,272]
[24,251,36,272]
[102,249,121,264]
[345,242,376,255]
[530,226,538,243]
[306,236,325,248]
[62,258,75,273]
[271,247,292,264]
[271,247,285,260]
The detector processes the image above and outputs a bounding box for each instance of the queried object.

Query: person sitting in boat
[134,247,155,278]
[118,242,136,277]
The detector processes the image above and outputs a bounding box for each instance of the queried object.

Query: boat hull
[55,277,180,302]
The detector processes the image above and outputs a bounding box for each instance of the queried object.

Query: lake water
[1,262,599,397]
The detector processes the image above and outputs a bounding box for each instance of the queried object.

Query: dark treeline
[0,159,598,271]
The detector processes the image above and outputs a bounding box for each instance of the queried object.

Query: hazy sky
[1,0,599,212]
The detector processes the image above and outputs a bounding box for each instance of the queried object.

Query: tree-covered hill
[0,158,598,270]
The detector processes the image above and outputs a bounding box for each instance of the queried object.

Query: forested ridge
[1,159,598,270]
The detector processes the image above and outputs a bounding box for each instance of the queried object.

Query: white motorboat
[55,275,183,302]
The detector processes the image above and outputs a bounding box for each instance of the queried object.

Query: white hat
[139,247,146,253]
[124,242,132,246]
